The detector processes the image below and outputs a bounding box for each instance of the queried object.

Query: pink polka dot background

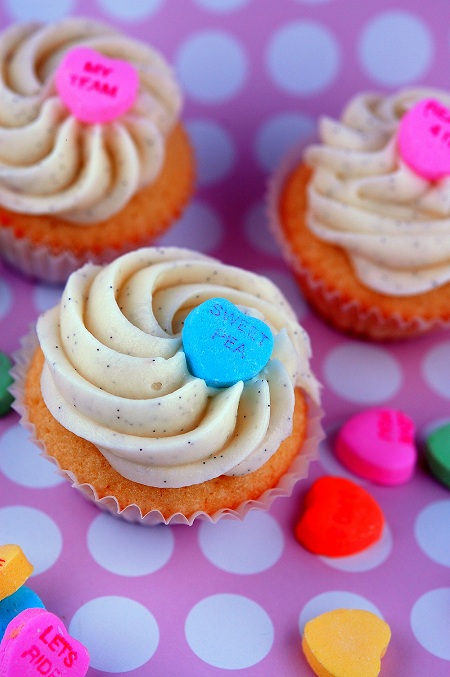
[1,1,450,674]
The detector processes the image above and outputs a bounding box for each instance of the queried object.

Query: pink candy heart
[0,607,89,677]
[55,46,139,124]
[397,98,450,181]
[335,408,417,486]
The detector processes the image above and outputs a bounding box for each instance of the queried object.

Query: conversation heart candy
[335,408,416,485]
[0,586,45,641]
[0,545,33,602]
[425,422,450,489]
[182,297,274,388]
[0,352,13,417]
[295,476,384,557]
[55,46,139,124]
[302,608,391,677]
[0,608,89,677]
[398,98,450,181]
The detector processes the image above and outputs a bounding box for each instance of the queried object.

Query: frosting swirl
[36,247,320,488]
[0,18,181,222]
[304,88,450,295]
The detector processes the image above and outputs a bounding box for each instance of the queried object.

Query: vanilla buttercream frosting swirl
[0,18,181,222]
[304,88,450,295]
[36,247,320,488]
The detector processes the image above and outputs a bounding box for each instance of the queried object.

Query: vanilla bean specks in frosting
[36,247,320,488]
[304,88,450,295]
[0,18,181,222]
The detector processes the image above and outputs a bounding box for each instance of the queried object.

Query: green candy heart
[0,351,13,417]
[426,423,450,489]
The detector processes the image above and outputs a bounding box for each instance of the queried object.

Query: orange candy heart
[302,608,391,677]
[0,544,34,601]
[295,476,384,557]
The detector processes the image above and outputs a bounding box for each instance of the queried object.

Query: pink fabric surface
[1,1,450,675]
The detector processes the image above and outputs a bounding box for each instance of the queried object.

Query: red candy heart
[295,476,384,557]
[0,607,90,677]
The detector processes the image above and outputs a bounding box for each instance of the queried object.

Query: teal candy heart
[182,297,274,388]
[0,586,45,641]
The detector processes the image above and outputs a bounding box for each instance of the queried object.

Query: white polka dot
[422,342,450,399]
[87,514,174,576]
[299,591,383,634]
[411,588,450,660]
[243,201,282,258]
[32,283,64,313]
[324,343,402,403]
[157,200,224,253]
[267,21,340,95]
[186,120,236,185]
[358,11,433,86]
[0,506,62,575]
[198,511,284,574]
[95,0,163,21]
[176,31,248,103]
[415,500,450,567]
[5,0,74,21]
[185,594,273,669]
[320,524,393,572]
[70,596,159,673]
[257,267,309,321]
[0,424,64,488]
[192,0,251,11]
[0,278,13,320]
[254,113,315,173]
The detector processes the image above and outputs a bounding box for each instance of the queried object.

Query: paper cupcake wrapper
[0,226,161,284]
[11,327,324,527]
[267,142,450,340]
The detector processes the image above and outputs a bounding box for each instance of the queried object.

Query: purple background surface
[1,1,450,675]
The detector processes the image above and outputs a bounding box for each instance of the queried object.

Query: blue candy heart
[182,297,274,388]
[0,585,45,641]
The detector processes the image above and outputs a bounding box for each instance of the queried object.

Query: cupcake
[13,247,322,525]
[271,88,450,340]
[0,18,195,282]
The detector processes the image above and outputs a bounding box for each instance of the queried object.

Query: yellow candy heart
[302,608,391,677]
[0,544,34,601]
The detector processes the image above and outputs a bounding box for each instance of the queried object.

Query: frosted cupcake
[13,247,322,525]
[271,88,450,340]
[0,18,195,282]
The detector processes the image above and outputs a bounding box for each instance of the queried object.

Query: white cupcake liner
[267,142,450,340]
[11,327,324,526]
[0,226,163,284]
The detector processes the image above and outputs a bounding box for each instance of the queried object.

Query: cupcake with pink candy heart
[0,17,195,283]
[270,87,450,340]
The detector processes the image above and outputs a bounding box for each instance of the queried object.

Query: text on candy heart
[208,300,272,358]
[68,58,118,98]
[377,410,413,444]
[19,623,79,674]
[424,99,450,147]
